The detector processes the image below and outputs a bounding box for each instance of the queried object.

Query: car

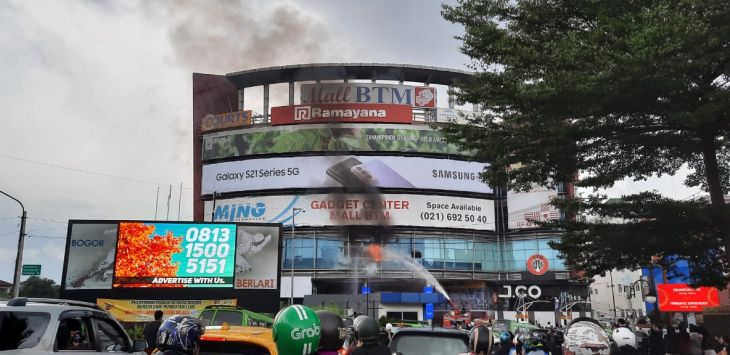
[388,327,470,355]
[198,305,274,328]
[200,324,277,355]
[0,297,147,354]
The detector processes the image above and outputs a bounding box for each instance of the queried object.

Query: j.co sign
[526,254,549,276]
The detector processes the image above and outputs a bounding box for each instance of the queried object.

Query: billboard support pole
[290,208,304,305]
[154,186,160,220]
[0,190,26,298]
[177,182,183,221]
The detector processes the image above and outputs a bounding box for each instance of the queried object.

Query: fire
[368,244,383,262]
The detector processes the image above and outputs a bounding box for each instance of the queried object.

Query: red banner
[270,103,413,126]
[657,284,720,312]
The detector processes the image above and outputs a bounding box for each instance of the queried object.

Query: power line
[0,154,192,190]
[26,217,67,224]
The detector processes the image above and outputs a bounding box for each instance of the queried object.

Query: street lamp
[290,207,304,306]
[0,190,27,298]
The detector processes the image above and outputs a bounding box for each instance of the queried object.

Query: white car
[0,297,147,354]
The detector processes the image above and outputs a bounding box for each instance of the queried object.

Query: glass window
[283,236,314,269]
[444,239,473,270]
[213,310,243,326]
[57,317,94,351]
[0,311,50,350]
[414,237,444,270]
[315,237,346,269]
[199,310,215,326]
[383,237,412,270]
[92,317,129,352]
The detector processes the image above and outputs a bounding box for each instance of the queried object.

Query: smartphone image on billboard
[351,159,415,188]
[326,157,365,187]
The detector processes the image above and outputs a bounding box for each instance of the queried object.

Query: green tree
[19,276,60,298]
[442,0,730,286]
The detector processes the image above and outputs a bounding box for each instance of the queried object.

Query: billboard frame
[60,220,283,313]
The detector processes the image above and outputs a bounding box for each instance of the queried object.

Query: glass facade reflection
[281,229,566,273]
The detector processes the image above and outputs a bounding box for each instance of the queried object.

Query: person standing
[144,310,164,354]
[648,323,665,355]
[666,326,680,355]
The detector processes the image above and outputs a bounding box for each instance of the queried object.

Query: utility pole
[609,270,618,319]
[1,190,27,298]
[290,207,304,305]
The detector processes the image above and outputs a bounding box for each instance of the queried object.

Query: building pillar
[238,89,244,111]
[263,84,269,124]
[289,82,295,105]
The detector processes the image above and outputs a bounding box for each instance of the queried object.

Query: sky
[0,0,700,285]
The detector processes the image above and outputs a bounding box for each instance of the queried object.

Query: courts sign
[301,83,436,108]
[200,110,252,132]
[271,103,412,126]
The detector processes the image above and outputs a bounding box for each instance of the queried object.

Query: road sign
[21,264,41,276]
[424,303,434,320]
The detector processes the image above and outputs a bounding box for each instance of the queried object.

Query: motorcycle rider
[350,316,390,355]
[468,325,492,355]
[272,305,321,355]
[316,310,345,355]
[154,316,205,355]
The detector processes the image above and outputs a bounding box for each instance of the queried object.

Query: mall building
[192,63,590,326]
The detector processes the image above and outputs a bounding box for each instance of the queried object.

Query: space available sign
[201,123,469,161]
[201,155,492,195]
[271,103,412,126]
[63,222,119,290]
[301,83,437,108]
[507,186,560,229]
[204,194,496,231]
[657,284,720,312]
[200,110,252,132]
[234,225,280,290]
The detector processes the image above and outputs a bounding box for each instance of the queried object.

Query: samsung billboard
[201,155,491,195]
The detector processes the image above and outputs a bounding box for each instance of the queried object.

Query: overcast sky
[0,0,699,284]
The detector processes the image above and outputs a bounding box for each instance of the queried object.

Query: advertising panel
[204,194,496,231]
[437,108,477,125]
[202,123,468,160]
[271,103,413,126]
[301,83,437,108]
[200,110,252,132]
[202,155,491,195]
[657,284,721,312]
[507,186,560,229]
[234,225,280,289]
[63,223,118,290]
[113,222,237,288]
[96,299,236,322]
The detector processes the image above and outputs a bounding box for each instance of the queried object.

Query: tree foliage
[19,276,60,298]
[442,0,730,286]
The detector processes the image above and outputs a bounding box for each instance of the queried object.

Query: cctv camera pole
[1,190,27,298]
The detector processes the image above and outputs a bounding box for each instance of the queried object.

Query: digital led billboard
[113,222,237,288]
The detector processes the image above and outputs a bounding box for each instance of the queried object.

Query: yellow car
[200,324,278,355]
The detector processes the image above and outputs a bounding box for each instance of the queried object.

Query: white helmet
[385,323,393,332]
[612,327,638,349]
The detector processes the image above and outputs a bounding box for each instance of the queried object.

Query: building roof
[225,63,473,88]
[0,280,12,287]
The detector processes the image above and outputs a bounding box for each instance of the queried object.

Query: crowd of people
[139,307,728,355]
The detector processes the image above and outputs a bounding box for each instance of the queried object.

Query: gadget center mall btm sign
[526,254,549,276]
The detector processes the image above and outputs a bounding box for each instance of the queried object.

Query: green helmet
[273,305,321,355]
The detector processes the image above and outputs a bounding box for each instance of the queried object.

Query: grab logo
[294,106,311,121]
[526,254,549,276]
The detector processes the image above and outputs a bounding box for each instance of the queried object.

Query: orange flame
[368,244,383,262]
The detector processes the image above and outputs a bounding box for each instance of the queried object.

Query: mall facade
[192,63,590,325]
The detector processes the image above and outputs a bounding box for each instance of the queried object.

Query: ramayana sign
[271,103,412,126]
[204,194,495,231]
[201,155,492,195]
[301,83,437,108]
